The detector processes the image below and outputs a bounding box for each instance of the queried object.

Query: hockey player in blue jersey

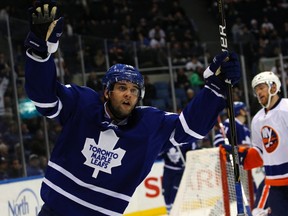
[24,1,241,215]
[213,101,251,147]
[159,142,199,214]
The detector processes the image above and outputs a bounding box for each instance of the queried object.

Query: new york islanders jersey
[25,53,226,215]
[246,98,288,186]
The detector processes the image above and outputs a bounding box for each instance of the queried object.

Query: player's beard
[107,100,135,121]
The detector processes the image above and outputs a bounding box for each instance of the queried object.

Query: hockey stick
[217,0,247,215]
[175,145,186,167]
[217,116,229,145]
[217,116,252,216]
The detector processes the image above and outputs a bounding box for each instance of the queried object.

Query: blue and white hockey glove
[24,0,64,58]
[204,51,241,95]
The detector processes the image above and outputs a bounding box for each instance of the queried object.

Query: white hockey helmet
[251,71,281,108]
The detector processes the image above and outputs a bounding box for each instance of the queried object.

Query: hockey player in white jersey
[239,71,288,216]
[24,1,241,215]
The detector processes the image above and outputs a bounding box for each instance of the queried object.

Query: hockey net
[170,147,254,216]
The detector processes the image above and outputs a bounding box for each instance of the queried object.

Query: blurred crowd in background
[0,0,288,180]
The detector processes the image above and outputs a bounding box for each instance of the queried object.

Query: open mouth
[122,101,131,106]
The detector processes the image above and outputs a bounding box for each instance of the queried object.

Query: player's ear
[239,109,245,116]
[104,89,109,100]
[270,83,277,94]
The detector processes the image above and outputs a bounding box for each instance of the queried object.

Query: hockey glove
[221,144,249,165]
[220,144,232,153]
[238,146,249,165]
[221,52,241,85]
[204,51,240,95]
[24,0,63,58]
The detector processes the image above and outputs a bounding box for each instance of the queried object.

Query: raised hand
[25,0,63,58]
[203,51,241,96]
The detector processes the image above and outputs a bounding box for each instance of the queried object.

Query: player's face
[106,82,139,119]
[254,83,269,106]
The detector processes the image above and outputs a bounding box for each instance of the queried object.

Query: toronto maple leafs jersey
[25,53,226,216]
[248,98,288,186]
[159,142,199,170]
[213,118,251,147]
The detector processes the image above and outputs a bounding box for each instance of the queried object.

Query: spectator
[26,154,44,177]
[0,156,8,180]
[181,41,193,59]
[28,129,47,156]
[135,18,149,38]
[108,37,125,64]
[238,25,255,44]
[0,142,9,158]
[135,31,150,49]
[65,18,74,37]
[38,155,48,173]
[143,75,156,106]
[261,16,274,32]
[183,29,196,44]
[185,55,204,71]
[2,120,20,147]
[279,21,288,40]
[86,72,103,92]
[188,66,205,93]
[147,2,164,23]
[148,24,166,48]
[231,17,245,43]
[175,67,190,90]
[172,10,191,31]
[8,157,23,178]
[21,122,33,142]
[0,52,10,116]
[250,19,260,41]
[186,88,194,100]
[92,49,106,71]
[170,41,187,65]
[182,88,195,107]
[271,59,288,81]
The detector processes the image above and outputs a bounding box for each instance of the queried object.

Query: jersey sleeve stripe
[204,85,225,98]
[169,130,189,146]
[31,99,58,108]
[26,49,51,62]
[179,112,204,139]
[46,100,63,118]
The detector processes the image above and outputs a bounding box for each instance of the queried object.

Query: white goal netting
[170,147,253,216]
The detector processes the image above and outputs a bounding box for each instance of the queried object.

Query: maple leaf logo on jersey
[81,129,126,178]
[261,125,279,153]
[167,147,181,164]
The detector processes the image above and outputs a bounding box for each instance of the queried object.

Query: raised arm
[24,0,65,118]
[171,51,241,145]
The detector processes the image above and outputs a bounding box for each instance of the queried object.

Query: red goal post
[170,147,254,216]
